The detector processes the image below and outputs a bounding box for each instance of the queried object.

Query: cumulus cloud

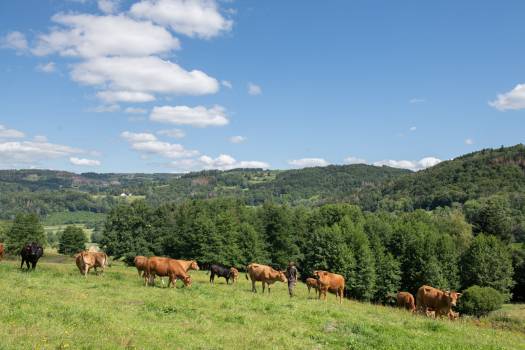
[121,131,157,142]
[0,140,82,166]
[1,31,28,52]
[124,107,148,114]
[248,82,262,95]
[409,98,425,104]
[0,125,25,139]
[221,80,232,89]
[98,0,120,14]
[70,157,101,166]
[409,126,417,132]
[198,154,268,170]
[121,130,198,159]
[373,156,441,171]
[465,138,474,145]
[71,56,219,97]
[36,62,56,73]
[157,129,185,139]
[32,13,179,58]
[229,135,246,144]
[130,0,233,39]
[150,105,229,127]
[288,158,329,168]
[489,84,525,111]
[88,104,120,113]
[97,90,155,103]
[344,156,367,164]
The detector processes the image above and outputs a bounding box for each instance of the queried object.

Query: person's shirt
[286,266,297,282]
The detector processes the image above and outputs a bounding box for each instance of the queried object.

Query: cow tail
[245,265,249,280]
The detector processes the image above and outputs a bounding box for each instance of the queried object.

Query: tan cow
[314,270,345,304]
[92,252,109,275]
[75,251,96,277]
[245,263,287,293]
[147,257,192,287]
[134,256,148,278]
[230,267,239,283]
[397,291,416,312]
[0,243,4,261]
[416,285,461,318]
[305,277,319,296]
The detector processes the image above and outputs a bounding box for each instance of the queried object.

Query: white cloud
[36,62,56,73]
[157,129,185,139]
[70,157,101,166]
[344,156,367,164]
[88,104,120,113]
[489,84,525,111]
[71,56,219,97]
[409,98,425,104]
[0,125,25,139]
[221,80,232,88]
[373,156,441,171]
[121,131,198,159]
[121,131,157,142]
[130,0,233,39]
[97,90,156,103]
[198,154,268,170]
[124,107,148,114]
[98,0,120,14]
[409,126,417,132]
[465,138,474,145]
[150,105,229,127]
[0,140,82,166]
[229,135,246,144]
[288,158,329,168]
[33,13,179,58]
[33,135,48,142]
[1,31,28,52]
[248,82,262,95]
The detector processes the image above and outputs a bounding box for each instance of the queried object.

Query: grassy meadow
[0,254,524,350]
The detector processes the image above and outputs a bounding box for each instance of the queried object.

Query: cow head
[230,267,239,282]
[190,261,200,270]
[278,271,287,283]
[182,275,192,287]
[445,291,461,307]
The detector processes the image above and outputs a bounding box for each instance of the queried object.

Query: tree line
[97,198,524,303]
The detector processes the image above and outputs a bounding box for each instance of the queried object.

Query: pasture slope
[0,255,524,350]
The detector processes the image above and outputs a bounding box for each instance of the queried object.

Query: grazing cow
[92,252,109,274]
[305,277,319,296]
[20,243,44,270]
[396,291,416,312]
[0,243,4,261]
[134,256,148,277]
[314,270,345,304]
[168,259,199,284]
[76,251,96,277]
[209,264,236,284]
[230,267,239,283]
[147,257,192,287]
[416,285,461,318]
[246,263,287,293]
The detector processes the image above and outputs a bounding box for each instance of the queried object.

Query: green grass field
[0,254,524,350]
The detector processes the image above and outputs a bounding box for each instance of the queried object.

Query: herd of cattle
[0,242,462,320]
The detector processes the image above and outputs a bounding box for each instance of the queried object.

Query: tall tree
[58,226,87,255]
[5,213,45,253]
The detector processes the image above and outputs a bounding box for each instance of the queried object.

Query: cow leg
[32,261,36,270]
[251,279,257,293]
[262,282,266,294]
[26,260,31,269]
[20,258,25,269]
[210,272,214,284]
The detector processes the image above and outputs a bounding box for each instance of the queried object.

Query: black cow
[209,264,235,285]
[20,243,44,270]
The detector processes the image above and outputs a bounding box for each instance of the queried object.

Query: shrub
[58,226,87,255]
[5,213,45,253]
[457,285,504,317]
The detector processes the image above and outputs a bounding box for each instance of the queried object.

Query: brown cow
[75,251,96,277]
[134,256,148,277]
[416,285,461,318]
[397,291,416,312]
[92,252,109,275]
[230,267,239,283]
[0,243,4,261]
[147,257,192,288]
[305,277,319,296]
[246,263,287,293]
[314,270,345,304]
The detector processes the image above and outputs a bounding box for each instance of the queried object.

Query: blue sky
[1,0,524,173]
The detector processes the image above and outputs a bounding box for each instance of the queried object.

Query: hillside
[0,256,523,349]
[379,144,525,209]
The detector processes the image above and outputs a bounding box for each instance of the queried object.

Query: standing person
[286,262,298,297]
